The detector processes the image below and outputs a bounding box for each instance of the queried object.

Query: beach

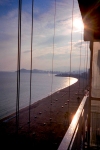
[0,78,88,150]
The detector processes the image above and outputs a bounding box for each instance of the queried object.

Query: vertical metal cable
[69,0,74,97]
[16,0,22,133]
[50,0,56,118]
[78,29,82,96]
[83,42,86,88]
[86,42,89,85]
[68,0,74,125]
[84,42,87,86]
[49,0,56,146]
[29,0,34,130]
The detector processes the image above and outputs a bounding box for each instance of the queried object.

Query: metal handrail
[58,95,88,150]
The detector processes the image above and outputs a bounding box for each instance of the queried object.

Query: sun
[73,18,84,31]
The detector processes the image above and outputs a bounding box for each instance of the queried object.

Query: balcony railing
[58,95,89,150]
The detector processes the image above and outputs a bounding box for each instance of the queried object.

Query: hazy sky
[0,0,90,72]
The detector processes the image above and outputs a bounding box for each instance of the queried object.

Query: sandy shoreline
[0,78,88,150]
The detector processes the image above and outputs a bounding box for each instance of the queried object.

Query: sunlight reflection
[59,77,78,91]
[72,113,78,126]
[67,77,78,86]
[73,18,84,31]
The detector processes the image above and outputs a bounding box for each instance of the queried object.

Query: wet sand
[0,78,88,150]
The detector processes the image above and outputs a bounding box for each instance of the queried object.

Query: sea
[0,72,78,119]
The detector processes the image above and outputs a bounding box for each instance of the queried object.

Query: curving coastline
[0,78,88,150]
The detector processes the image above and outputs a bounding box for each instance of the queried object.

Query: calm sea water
[0,72,78,119]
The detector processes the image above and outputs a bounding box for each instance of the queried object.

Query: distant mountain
[15,68,89,79]
[18,69,30,73]
[16,68,62,74]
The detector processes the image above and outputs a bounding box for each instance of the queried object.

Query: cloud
[0,0,12,5]
[23,50,31,53]
[0,9,18,51]
[74,41,83,47]
[35,52,69,60]
[0,0,89,71]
